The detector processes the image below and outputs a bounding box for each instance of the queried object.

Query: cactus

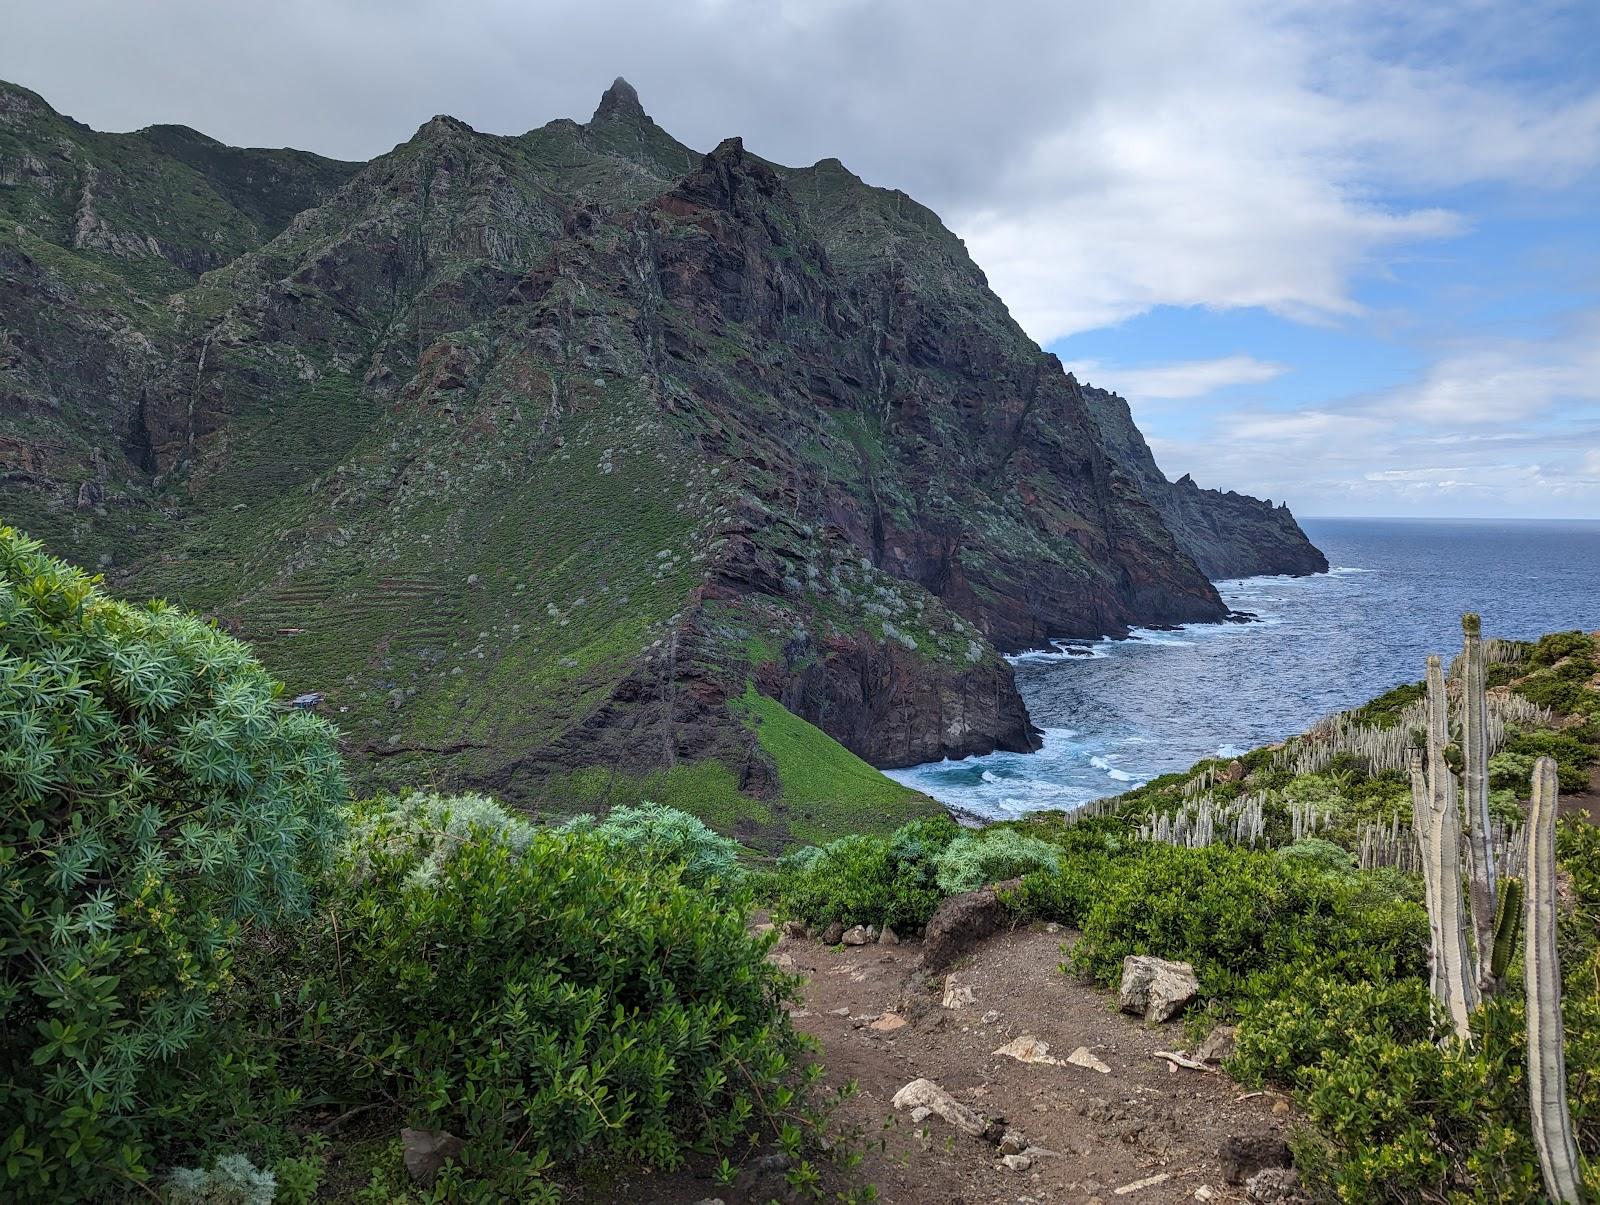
[1414,654,1480,1039]
[1525,756,1582,1202]
[1488,876,1522,981]
[1460,613,1499,990]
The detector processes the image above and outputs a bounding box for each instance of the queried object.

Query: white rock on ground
[890,1078,989,1137]
[942,975,976,1009]
[1118,954,1200,1022]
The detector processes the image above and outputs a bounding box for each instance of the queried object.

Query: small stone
[942,975,976,1009]
[999,1129,1028,1155]
[829,1006,851,1016]
[1196,1024,1237,1063]
[1194,1187,1217,1202]
[891,1077,989,1138]
[879,924,900,945]
[910,1106,932,1123]
[401,1127,464,1187]
[821,922,845,944]
[841,924,872,945]
[767,951,796,971]
[982,1009,1002,1025]
[869,1013,907,1032]
[1066,1046,1111,1074]
[994,1034,1062,1066]
[1001,1153,1033,1172]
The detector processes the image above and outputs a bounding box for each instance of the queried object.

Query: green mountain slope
[0,78,1325,842]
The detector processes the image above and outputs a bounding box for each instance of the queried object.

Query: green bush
[1500,724,1600,792]
[1230,971,1435,1088]
[1288,990,1600,1203]
[1276,837,1358,874]
[933,828,1059,893]
[773,816,960,932]
[0,527,346,1202]
[261,794,809,1198]
[166,1153,278,1204]
[1529,629,1594,668]
[561,801,745,893]
[1488,750,1536,792]
[1068,844,1427,999]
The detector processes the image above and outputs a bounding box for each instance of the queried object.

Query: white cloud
[3,1,1595,345]
[1067,355,1287,400]
[1150,309,1600,517]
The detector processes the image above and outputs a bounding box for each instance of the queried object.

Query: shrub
[1276,838,1357,875]
[933,829,1059,893]
[561,801,744,893]
[0,527,346,1201]
[263,794,809,1198]
[774,816,960,932]
[1529,629,1594,668]
[1500,724,1600,792]
[1068,844,1427,999]
[166,1153,278,1204]
[1230,971,1436,1088]
[1488,750,1535,792]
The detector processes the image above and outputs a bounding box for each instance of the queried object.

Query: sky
[5,0,1598,518]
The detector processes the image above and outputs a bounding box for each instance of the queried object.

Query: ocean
[886,517,1600,819]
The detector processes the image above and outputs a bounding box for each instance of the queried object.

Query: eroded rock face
[1118,955,1200,1022]
[920,879,1020,973]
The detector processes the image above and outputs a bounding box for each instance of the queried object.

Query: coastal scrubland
[3,524,1596,1202]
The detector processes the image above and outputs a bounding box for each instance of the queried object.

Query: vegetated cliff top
[0,75,1324,843]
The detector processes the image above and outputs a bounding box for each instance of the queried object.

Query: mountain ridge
[0,76,1325,842]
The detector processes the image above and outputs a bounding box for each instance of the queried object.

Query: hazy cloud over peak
[4,0,1597,516]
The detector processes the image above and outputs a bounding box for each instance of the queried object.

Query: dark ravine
[0,77,1324,836]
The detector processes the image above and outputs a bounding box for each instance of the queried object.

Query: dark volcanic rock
[1079,382,1327,579]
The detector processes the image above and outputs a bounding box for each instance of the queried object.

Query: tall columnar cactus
[1525,756,1582,1203]
[1412,654,1479,1039]
[1460,613,1499,989]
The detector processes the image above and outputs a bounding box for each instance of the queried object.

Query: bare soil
[592,921,1292,1204]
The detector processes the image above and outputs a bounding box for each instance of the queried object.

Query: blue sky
[6,0,1598,517]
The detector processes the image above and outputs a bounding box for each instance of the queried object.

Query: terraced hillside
[0,77,1325,842]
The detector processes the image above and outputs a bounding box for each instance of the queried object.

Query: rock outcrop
[1080,383,1327,579]
[0,77,1325,837]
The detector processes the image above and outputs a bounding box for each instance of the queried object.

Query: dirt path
[1558,764,1600,823]
[594,921,1291,1204]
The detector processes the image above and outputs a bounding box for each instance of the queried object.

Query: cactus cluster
[1410,615,1582,1202]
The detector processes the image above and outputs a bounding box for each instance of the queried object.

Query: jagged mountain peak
[590,76,648,125]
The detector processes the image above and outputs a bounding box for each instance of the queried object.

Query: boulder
[919,879,1021,973]
[1221,1133,1293,1185]
[401,1127,464,1187]
[891,1077,1003,1140]
[842,925,873,945]
[1118,954,1199,1022]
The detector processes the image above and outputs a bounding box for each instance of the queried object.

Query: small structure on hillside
[285,692,324,711]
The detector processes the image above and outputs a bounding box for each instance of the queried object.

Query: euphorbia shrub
[0,527,346,1201]
[266,793,813,1198]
